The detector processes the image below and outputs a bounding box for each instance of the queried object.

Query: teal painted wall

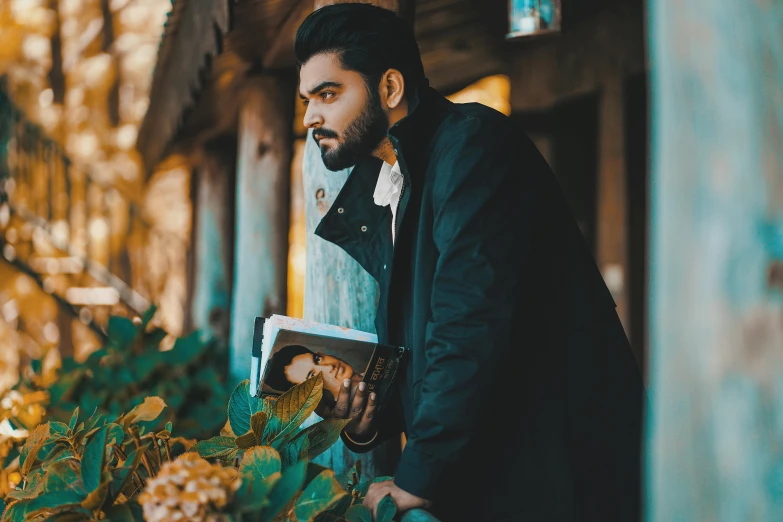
[647,0,783,520]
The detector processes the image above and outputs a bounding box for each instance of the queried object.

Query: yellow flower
[139,453,240,522]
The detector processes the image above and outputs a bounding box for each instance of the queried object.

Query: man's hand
[315,378,377,439]
[364,480,432,518]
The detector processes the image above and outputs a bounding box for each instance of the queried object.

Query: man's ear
[383,69,405,110]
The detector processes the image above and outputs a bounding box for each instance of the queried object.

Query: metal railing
[401,508,441,522]
[0,88,182,337]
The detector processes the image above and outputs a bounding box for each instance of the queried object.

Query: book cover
[250,315,405,413]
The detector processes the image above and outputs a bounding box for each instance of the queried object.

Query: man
[295,4,644,521]
[265,344,363,399]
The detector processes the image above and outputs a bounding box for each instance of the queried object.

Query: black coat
[315,84,644,522]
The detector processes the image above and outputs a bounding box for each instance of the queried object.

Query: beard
[313,89,389,172]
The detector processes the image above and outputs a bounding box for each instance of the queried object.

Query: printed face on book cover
[265,344,364,400]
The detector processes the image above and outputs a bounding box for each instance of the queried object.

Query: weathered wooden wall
[647,0,783,519]
[189,137,235,345]
[229,77,293,385]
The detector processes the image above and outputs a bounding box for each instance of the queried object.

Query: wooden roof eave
[137,0,230,176]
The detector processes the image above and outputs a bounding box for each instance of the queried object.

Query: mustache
[312,128,338,142]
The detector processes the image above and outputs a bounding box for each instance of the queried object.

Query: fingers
[355,391,377,436]
[350,382,367,419]
[333,379,352,419]
[315,398,336,419]
[363,482,394,519]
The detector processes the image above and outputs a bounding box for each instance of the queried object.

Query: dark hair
[295,3,426,98]
[265,344,313,392]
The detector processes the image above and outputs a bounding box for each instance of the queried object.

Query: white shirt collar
[373,161,403,208]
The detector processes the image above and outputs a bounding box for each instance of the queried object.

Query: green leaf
[50,421,70,436]
[240,446,282,480]
[103,502,136,522]
[140,304,157,329]
[133,351,164,381]
[143,328,168,349]
[345,504,373,522]
[22,463,88,517]
[3,499,30,522]
[81,425,107,492]
[306,462,331,485]
[42,447,77,466]
[296,418,352,461]
[279,431,310,469]
[22,494,85,519]
[294,469,347,521]
[162,332,207,366]
[38,421,71,462]
[20,423,50,476]
[81,413,109,436]
[79,479,110,510]
[106,423,125,447]
[165,421,173,433]
[228,380,253,437]
[190,436,237,459]
[236,431,258,449]
[48,371,84,405]
[107,316,139,350]
[233,472,281,514]
[267,374,323,442]
[375,494,397,522]
[251,411,268,445]
[5,470,45,502]
[255,394,276,418]
[68,408,80,432]
[44,460,86,496]
[263,460,307,520]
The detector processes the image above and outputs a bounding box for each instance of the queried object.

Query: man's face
[285,352,357,398]
[299,53,389,171]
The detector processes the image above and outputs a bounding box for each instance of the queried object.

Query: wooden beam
[647,0,783,519]
[262,0,313,69]
[228,76,294,385]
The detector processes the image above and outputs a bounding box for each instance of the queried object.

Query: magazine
[250,315,405,413]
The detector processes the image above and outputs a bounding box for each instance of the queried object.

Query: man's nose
[303,105,323,129]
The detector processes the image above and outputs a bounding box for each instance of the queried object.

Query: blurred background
[0,0,648,382]
[1,0,782,518]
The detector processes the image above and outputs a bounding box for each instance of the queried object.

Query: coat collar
[314,81,447,271]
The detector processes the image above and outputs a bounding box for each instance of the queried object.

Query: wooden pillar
[302,0,412,478]
[190,137,236,346]
[229,76,293,385]
[648,1,783,520]
[596,75,630,333]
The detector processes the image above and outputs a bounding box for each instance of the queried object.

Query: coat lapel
[314,156,389,281]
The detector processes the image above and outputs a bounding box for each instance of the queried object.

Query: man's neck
[371,98,410,165]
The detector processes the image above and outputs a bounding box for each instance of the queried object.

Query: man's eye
[321,92,334,100]
[314,355,322,364]
[301,99,309,107]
